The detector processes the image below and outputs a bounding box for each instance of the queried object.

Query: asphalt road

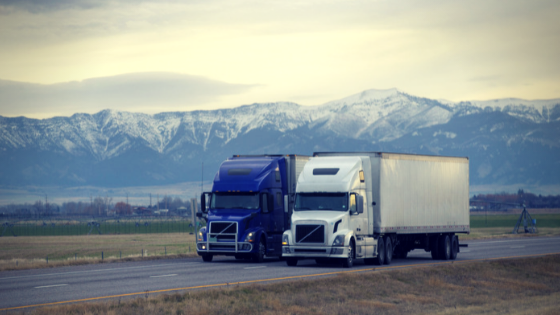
[1,236,560,311]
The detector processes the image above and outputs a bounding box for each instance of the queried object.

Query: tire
[431,236,440,260]
[450,235,458,260]
[342,241,354,268]
[384,236,392,265]
[252,239,266,263]
[202,254,213,262]
[438,234,451,260]
[374,237,385,266]
[286,258,298,266]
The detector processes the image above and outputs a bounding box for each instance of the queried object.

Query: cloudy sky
[1,0,559,119]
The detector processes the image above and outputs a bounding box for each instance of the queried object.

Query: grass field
[0,233,198,271]
[25,254,560,315]
[2,218,197,237]
[470,213,560,228]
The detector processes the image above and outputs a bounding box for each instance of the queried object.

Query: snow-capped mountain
[0,88,559,187]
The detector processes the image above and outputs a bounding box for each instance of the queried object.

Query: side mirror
[284,195,289,213]
[261,193,273,213]
[196,212,203,218]
[357,195,364,214]
[200,192,211,214]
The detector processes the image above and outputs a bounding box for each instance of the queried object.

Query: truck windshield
[210,192,259,210]
[294,193,348,211]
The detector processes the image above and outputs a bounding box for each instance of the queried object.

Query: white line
[35,284,68,289]
[150,274,178,278]
[0,262,199,282]
[244,266,266,270]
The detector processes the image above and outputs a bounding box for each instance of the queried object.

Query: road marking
[0,262,200,281]
[150,274,178,278]
[2,251,559,312]
[35,284,68,289]
[244,266,266,270]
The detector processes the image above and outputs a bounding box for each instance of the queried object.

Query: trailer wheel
[438,234,451,260]
[286,258,298,266]
[430,236,440,260]
[202,254,213,262]
[252,239,266,263]
[450,235,458,260]
[384,236,392,265]
[374,237,385,265]
[342,241,354,268]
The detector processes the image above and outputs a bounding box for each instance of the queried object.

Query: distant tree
[115,202,132,215]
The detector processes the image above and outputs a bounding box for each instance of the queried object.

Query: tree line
[471,189,560,208]
[0,195,198,217]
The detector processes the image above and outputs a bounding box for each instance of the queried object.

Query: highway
[1,236,560,311]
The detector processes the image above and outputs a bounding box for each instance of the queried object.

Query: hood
[291,210,347,225]
[208,209,259,222]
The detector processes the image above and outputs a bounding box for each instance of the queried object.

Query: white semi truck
[282,152,469,268]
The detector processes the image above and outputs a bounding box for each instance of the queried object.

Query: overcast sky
[1,0,559,119]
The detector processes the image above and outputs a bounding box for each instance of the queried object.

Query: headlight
[197,231,204,242]
[332,235,345,247]
[245,232,255,243]
[282,234,289,246]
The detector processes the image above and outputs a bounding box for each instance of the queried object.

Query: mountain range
[1,88,559,190]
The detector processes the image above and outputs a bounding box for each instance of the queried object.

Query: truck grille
[296,224,325,243]
[210,222,237,234]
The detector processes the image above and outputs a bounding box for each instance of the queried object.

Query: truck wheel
[202,254,213,262]
[374,237,385,265]
[384,236,392,265]
[450,235,458,260]
[438,234,451,260]
[431,236,440,260]
[286,258,298,266]
[252,239,266,263]
[342,241,354,268]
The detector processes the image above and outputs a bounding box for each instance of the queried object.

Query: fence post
[120,251,122,259]
[142,249,144,257]
[165,246,167,256]
[102,251,104,261]
[46,255,48,264]
[75,253,77,260]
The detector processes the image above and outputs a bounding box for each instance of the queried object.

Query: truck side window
[349,194,357,213]
[262,194,269,213]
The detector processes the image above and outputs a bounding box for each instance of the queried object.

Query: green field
[2,218,198,237]
[470,213,560,228]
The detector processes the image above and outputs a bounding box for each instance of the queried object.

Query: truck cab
[197,155,309,262]
[281,156,372,268]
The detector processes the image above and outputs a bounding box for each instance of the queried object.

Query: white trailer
[282,152,469,268]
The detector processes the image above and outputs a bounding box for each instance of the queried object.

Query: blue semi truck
[196,155,310,262]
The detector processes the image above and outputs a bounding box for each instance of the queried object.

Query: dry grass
[461,227,560,240]
[0,233,198,271]
[25,254,560,315]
